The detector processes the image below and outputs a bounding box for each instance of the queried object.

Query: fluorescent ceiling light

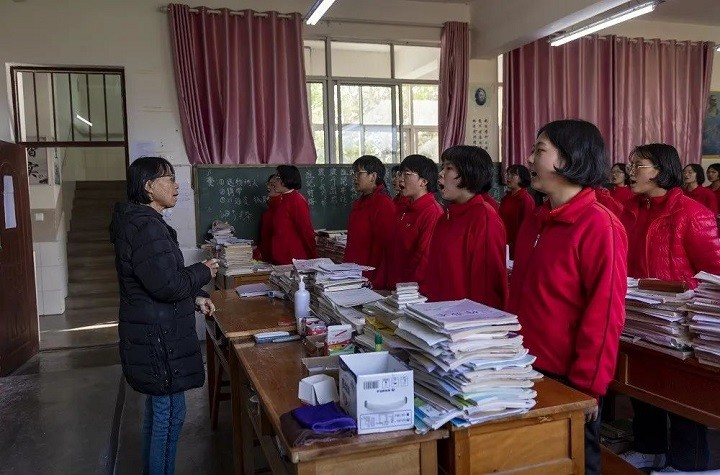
[305,0,336,25]
[75,114,92,127]
[716,45,720,52]
[551,1,658,47]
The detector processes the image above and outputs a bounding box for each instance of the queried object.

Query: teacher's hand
[202,258,219,277]
[195,297,216,316]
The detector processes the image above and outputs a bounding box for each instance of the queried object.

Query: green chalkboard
[193,164,395,244]
[193,163,505,245]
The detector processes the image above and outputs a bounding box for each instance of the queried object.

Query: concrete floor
[39,306,119,350]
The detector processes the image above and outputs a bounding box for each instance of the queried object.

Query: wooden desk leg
[570,412,586,474]
[420,440,438,475]
[206,324,216,420]
[210,360,222,430]
[230,347,255,475]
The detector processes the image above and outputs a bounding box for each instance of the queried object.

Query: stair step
[68,281,119,296]
[67,242,114,256]
[67,231,111,243]
[75,181,126,190]
[68,255,115,270]
[70,222,112,232]
[66,292,119,310]
[69,268,117,282]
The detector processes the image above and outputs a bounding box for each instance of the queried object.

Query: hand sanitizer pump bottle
[294,275,310,336]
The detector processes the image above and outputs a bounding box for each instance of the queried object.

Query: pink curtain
[503,37,613,166]
[614,38,714,166]
[168,4,316,164]
[439,22,469,155]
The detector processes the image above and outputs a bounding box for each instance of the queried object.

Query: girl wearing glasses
[268,165,317,264]
[507,120,628,475]
[609,162,634,205]
[344,155,395,280]
[706,163,720,211]
[373,154,442,290]
[619,144,720,472]
[499,164,535,260]
[682,163,718,213]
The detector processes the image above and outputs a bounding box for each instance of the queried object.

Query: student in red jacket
[593,186,624,217]
[507,120,627,475]
[422,146,507,308]
[499,164,535,259]
[707,163,720,211]
[682,163,718,213]
[479,183,499,212]
[344,155,395,280]
[268,165,317,265]
[610,163,634,205]
[391,165,410,212]
[620,144,720,472]
[254,174,281,262]
[374,155,442,290]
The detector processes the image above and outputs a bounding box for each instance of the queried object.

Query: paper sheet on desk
[235,283,272,297]
[324,287,384,307]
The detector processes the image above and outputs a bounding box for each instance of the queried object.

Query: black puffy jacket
[109,202,210,395]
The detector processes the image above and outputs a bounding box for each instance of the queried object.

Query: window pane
[340,85,360,124]
[53,73,72,141]
[416,130,439,160]
[71,73,90,142]
[19,72,36,141]
[364,127,394,163]
[411,85,438,126]
[361,86,391,125]
[341,126,361,163]
[402,84,412,125]
[304,40,326,76]
[394,45,440,80]
[331,42,391,78]
[88,74,107,141]
[306,82,326,163]
[105,74,125,140]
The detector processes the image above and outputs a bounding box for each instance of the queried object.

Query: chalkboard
[193,163,505,245]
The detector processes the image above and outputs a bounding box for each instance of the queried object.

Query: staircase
[65,181,125,314]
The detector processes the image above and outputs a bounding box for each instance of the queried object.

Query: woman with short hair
[609,163,634,205]
[682,163,718,213]
[704,162,720,212]
[499,164,535,259]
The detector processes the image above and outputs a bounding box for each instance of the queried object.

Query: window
[306,40,440,164]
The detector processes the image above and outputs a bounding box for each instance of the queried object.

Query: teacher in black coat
[109,156,218,475]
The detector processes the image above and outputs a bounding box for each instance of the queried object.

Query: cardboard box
[338,352,414,434]
[298,374,338,405]
[302,355,340,381]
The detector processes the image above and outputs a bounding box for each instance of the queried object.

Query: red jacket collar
[267,194,282,208]
[407,192,438,212]
[505,188,530,201]
[536,187,596,224]
[445,194,484,219]
[626,187,682,219]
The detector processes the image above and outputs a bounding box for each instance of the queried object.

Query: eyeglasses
[627,163,655,173]
[352,170,370,178]
[402,171,419,178]
[157,174,176,183]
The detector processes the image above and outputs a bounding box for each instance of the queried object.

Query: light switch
[35,212,44,221]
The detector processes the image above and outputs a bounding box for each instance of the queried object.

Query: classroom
[1,0,720,473]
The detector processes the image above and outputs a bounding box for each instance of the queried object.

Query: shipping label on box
[338,352,414,435]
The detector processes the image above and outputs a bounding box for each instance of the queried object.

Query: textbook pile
[686,271,720,368]
[621,279,694,359]
[316,230,347,263]
[390,299,539,431]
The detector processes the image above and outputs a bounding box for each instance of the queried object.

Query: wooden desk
[215,271,271,290]
[440,378,596,474]
[205,289,295,429]
[230,341,448,475]
[611,341,720,427]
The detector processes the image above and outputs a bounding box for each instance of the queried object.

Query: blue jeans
[142,392,186,475]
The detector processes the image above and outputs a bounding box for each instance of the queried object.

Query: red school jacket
[594,187,624,218]
[256,195,282,263]
[480,192,499,212]
[269,190,318,265]
[610,185,634,206]
[344,184,395,279]
[684,185,719,213]
[499,188,535,260]
[421,195,508,309]
[711,186,720,212]
[374,193,443,290]
[393,194,411,213]
[507,188,628,398]
[621,187,720,288]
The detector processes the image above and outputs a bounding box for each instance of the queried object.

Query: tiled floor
[39,306,120,350]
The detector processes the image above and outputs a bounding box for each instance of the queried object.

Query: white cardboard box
[338,352,414,434]
[298,374,339,405]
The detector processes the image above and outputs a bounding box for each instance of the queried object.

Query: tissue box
[338,352,414,435]
[298,374,339,406]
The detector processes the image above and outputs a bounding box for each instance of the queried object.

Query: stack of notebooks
[687,271,720,368]
[621,279,694,359]
[390,299,539,431]
[269,264,295,295]
[315,230,347,263]
[217,241,259,275]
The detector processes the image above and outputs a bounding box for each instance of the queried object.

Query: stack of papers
[235,283,272,298]
[687,271,720,368]
[391,299,538,431]
[385,282,427,309]
[316,230,347,264]
[269,265,294,295]
[621,285,694,359]
[217,241,255,273]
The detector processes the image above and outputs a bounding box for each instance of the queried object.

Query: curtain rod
[158,6,443,29]
[592,34,711,45]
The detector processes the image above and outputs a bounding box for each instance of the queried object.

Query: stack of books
[621,279,694,359]
[217,241,256,274]
[687,271,720,368]
[316,230,347,263]
[385,282,427,309]
[391,299,539,431]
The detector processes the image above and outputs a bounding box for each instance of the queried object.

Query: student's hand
[585,404,599,423]
[202,258,219,277]
[195,297,215,316]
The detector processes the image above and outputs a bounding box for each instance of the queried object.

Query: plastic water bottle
[294,275,310,335]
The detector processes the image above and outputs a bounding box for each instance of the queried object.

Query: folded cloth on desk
[279,411,354,447]
[291,402,357,433]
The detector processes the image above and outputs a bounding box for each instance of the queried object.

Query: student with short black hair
[254,174,281,263]
[507,120,628,475]
[499,164,535,259]
[707,162,720,210]
[421,145,507,307]
[479,181,499,212]
[391,164,410,211]
[609,163,634,205]
[344,156,395,279]
[682,163,718,212]
[374,154,442,289]
[269,165,317,264]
